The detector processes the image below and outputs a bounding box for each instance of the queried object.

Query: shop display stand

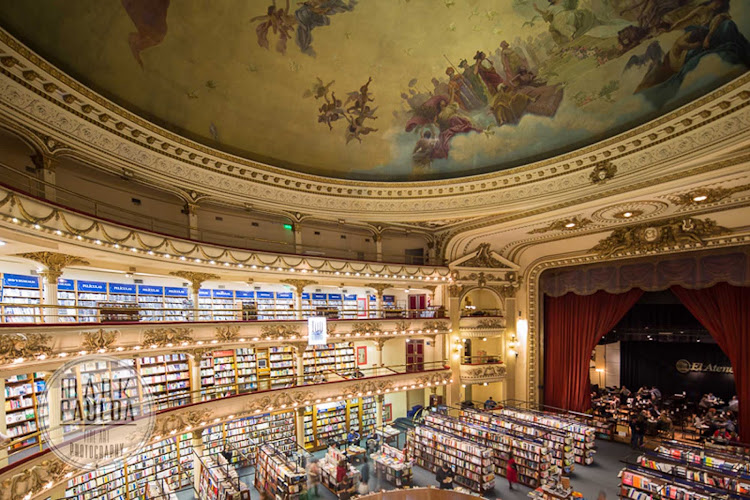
[633,443,750,497]
[319,446,361,494]
[269,346,295,388]
[371,443,413,487]
[145,478,178,500]
[255,444,307,500]
[196,453,250,500]
[618,462,737,500]
[0,273,42,323]
[407,423,496,493]
[460,409,575,475]
[138,354,190,410]
[499,408,596,465]
[422,412,550,488]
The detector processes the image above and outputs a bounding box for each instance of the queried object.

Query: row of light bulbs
[10,217,451,281]
[15,328,451,364]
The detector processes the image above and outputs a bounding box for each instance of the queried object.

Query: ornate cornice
[459,363,507,384]
[0,27,748,220]
[671,183,750,207]
[279,279,317,294]
[528,215,593,234]
[81,329,118,351]
[215,325,240,342]
[422,320,450,332]
[260,324,301,340]
[591,217,730,258]
[15,251,89,283]
[142,327,194,347]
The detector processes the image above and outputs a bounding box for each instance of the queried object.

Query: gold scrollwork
[0,333,52,363]
[142,328,194,347]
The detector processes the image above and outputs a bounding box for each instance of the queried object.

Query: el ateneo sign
[676,359,733,375]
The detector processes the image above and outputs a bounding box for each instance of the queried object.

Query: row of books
[255,444,307,500]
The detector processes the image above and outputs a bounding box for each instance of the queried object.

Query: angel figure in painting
[318,92,345,130]
[251,0,297,54]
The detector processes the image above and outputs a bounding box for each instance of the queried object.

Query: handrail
[2,361,450,465]
[460,309,504,318]
[461,355,503,365]
[0,164,432,265]
[0,303,448,325]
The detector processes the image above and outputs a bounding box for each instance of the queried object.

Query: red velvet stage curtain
[671,283,750,440]
[544,289,643,412]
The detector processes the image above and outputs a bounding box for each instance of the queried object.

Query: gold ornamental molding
[422,320,450,332]
[0,333,52,363]
[528,216,593,234]
[168,271,220,292]
[459,363,507,385]
[215,325,240,342]
[80,329,119,351]
[15,251,89,283]
[142,328,194,347]
[0,27,749,220]
[279,279,318,294]
[591,217,730,258]
[351,322,383,334]
[260,324,301,340]
[155,408,213,436]
[671,183,750,207]
[0,457,74,500]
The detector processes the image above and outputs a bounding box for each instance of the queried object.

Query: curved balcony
[0,361,453,500]
[0,178,450,271]
[458,315,506,338]
[459,357,507,385]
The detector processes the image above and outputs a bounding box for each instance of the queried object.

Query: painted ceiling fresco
[0,0,748,181]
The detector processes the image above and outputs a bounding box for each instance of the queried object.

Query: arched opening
[460,288,502,317]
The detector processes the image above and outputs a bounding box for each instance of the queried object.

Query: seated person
[727,395,739,413]
[712,427,732,443]
[484,396,498,410]
[657,412,673,437]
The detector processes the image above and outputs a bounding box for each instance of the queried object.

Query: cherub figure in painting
[250,0,296,54]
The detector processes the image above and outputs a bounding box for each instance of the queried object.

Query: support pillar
[185,202,200,240]
[447,284,462,407]
[40,270,61,323]
[376,395,384,429]
[31,153,57,202]
[293,225,303,254]
[280,280,317,321]
[168,272,220,322]
[190,351,205,403]
[365,283,390,319]
[373,339,387,368]
[296,407,306,449]
[374,235,383,262]
[292,343,305,386]
[0,378,7,469]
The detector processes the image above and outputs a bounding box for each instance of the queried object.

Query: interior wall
[384,391,406,422]
[470,381,506,405]
[462,289,502,311]
[590,343,621,389]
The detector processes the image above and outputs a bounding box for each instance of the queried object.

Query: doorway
[406,339,424,372]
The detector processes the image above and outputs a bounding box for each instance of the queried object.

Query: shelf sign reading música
[308,316,327,346]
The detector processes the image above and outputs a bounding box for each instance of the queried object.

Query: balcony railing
[460,308,504,317]
[0,164,432,264]
[461,355,503,365]
[0,304,447,325]
[2,360,449,465]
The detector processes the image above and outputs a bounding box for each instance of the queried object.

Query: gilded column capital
[169,271,220,293]
[280,279,318,295]
[374,338,389,351]
[16,251,90,283]
[448,283,464,298]
[364,283,390,297]
[30,152,57,172]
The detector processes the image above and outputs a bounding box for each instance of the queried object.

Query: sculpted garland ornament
[592,217,730,257]
[142,328,194,347]
[243,391,314,414]
[215,325,240,342]
[0,333,52,363]
[260,324,301,339]
[81,329,119,351]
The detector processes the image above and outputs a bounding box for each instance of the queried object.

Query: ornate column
[296,407,306,448]
[169,271,220,321]
[290,341,307,386]
[365,283,390,319]
[31,153,57,202]
[189,349,209,403]
[376,394,384,429]
[447,283,463,407]
[16,252,90,323]
[185,202,200,240]
[292,223,303,254]
[373,338,388,367]
[280,279,317,320]
[373,234,383,262]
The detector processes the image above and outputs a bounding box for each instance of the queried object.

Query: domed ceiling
[1,1,748,181]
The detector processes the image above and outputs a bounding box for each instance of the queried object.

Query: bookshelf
[362,396,377,435]
[255,443,307,500]
[164,287,191,321]
[198,289,213,321]
[313,401,348,448]
[137,285,164,322]
[138,354,191,410]
[407,424,495,493]
[619,466,722,500]
[424,412,554,488]
[303,342,354,382]
[76,280,108,322]
[57,278,77,322]
[269,346,295,389]
[4,372,45,452]
[212,289,235,321]
[301,293,314,317]
[236,347,258,392]
[256,291,276,320]
[201,411,296,467]
[65,433,194,500]
[276,292,295,319]
[1,273,41,323]
[499,407,596,465]
[461,409,575,474]
[342,293,359,319]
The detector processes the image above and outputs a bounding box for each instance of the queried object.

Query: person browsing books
[506,453,518,490]
[436,463,454,489]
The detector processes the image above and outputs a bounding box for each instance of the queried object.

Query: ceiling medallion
[671,182,750,207]
[591,201,668,223]
[589,160,617,184]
